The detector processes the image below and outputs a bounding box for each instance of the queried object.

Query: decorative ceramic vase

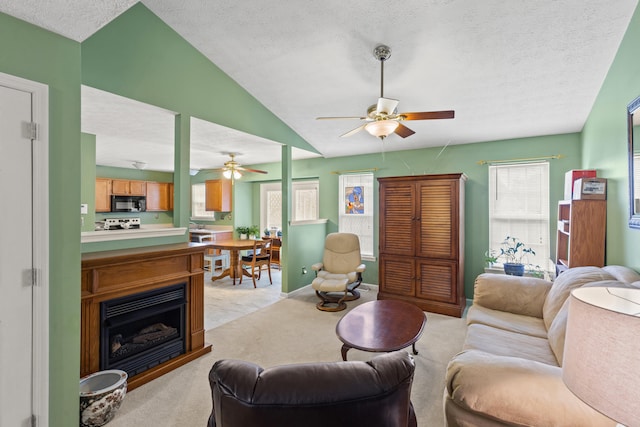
[80,370,128,427]
[503,263,525,276]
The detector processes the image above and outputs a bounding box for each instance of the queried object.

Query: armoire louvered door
[378,174,466,317]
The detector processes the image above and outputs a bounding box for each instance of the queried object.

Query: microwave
[111,195,146,212]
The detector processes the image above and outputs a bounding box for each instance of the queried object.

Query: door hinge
[25,268,39,287]
[22,121,38,140]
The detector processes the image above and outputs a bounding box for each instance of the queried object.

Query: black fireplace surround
[100,283,187,377]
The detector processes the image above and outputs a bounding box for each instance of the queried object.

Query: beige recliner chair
[311,233,366,311]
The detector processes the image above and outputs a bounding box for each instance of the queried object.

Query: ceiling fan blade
[237,166,268,174]
[316,116,367,120]
[341,124,367,137]
[400,110,455,121]
[376,97,399,115]
[394,123,416,138]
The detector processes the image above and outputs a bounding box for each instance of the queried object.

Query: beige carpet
[108,285,467,427]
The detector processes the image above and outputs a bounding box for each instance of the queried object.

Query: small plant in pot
[236,226,250,240]
[498,236,535,276]
[248,225,260,239]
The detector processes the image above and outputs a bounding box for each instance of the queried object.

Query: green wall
[2,1,639,424]
[79,3,315,254]
[81,133,97,231]
[81,3,317,154]
[242,132,582,293]
[0,12,81,426]
[582,4,640,271]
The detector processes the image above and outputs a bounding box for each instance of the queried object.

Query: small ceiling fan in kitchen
[213,153,268,180]
[316,44,455,140]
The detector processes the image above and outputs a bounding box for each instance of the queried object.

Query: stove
[102,218,141,230]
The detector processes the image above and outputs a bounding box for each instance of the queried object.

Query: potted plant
[248,225,260,239]
[498,236,535,276]
[236,226,250,240]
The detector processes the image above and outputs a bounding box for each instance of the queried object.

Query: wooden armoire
[378,173,466,317]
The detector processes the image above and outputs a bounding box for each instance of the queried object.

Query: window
[191,183,215,220]
[260,181,319,231]
[338,173,374,260]
[489,162,549,268]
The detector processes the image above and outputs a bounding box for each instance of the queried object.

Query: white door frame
[1,71,50,426]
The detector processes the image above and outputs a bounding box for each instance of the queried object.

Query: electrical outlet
[301,266,307,275]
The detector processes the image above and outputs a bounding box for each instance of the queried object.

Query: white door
[0,84,34,426]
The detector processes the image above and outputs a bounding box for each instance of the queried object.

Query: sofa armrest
[473,273,552,318]
[445,350,615,427]
[311,262,323,271]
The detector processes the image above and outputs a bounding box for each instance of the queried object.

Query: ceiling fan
[214,153,268,180]
[317,45,454,140]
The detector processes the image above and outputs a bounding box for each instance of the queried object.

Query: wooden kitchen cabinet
[169,183,174,210]
[146,181,171,211]
[95,178,111,212]
[205,179,232,212]
[378,173,466,317]
[111,179,146,196]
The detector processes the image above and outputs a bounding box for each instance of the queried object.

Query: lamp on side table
[562,287,640,427]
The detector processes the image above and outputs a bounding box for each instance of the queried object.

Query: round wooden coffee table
[335,299,427,361]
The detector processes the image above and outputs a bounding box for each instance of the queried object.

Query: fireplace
[82,243,211,390]
[100,283,186,377]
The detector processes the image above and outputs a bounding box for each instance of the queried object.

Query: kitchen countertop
[81,225,187,243]
[189,226,233,234]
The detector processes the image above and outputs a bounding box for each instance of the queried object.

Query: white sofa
[444,265,640,426]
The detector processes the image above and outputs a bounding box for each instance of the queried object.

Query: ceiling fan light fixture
[365,120,399,139]
[223,169,242,180]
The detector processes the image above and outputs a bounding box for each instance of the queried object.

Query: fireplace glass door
[100,283,187,377]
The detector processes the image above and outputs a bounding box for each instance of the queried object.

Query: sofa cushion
[547,280,640,366]
[466,305,547,339]
[463,324,558,366]
[445,350,616,427]
[542,267,615,330]
[602,265,640,283]
[473,273,551,318]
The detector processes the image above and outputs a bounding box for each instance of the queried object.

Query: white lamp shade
[562,287,640,426]
[222,169,242,180]
[365,120,399,138]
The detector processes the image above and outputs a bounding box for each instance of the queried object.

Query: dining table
[207,239,265,284]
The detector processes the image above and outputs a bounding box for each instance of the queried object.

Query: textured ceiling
[2,0,638,171]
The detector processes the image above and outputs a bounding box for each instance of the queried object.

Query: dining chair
[269,237,282,270]
[239,240,272,287]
